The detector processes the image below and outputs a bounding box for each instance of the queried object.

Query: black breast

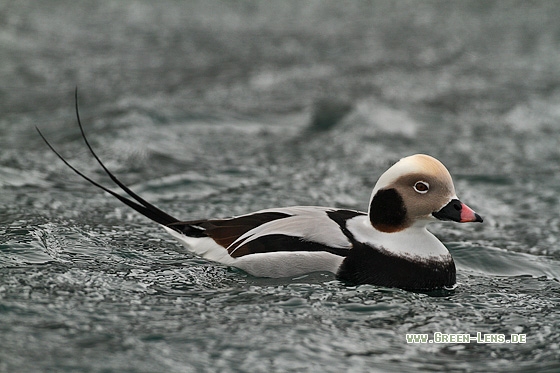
[336,242,456,291]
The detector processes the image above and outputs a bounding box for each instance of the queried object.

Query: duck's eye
[414,181,429,194]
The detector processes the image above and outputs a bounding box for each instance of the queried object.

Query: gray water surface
[2,1,560,372]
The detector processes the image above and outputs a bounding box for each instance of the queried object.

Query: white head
[368,154,482,232]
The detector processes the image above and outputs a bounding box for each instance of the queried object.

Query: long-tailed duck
[37,99,482,291]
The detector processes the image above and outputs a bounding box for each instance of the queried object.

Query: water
[2,1,560,372]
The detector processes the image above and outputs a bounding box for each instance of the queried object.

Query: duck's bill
[432,199,483,223]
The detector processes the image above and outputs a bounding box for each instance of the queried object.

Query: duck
[37,101,483,291]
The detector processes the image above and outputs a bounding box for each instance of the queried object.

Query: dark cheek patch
[369,188,408,232]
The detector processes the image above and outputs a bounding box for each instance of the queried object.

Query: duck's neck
[346,216,450,259]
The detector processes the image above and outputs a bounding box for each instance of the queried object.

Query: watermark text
[406,332,526,344]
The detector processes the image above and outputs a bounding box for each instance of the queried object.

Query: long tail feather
[36,89,180,227]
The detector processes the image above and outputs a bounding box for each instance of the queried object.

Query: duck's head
[368,154,483,233]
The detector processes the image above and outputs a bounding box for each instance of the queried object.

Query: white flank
[162,226,344,277]
[234,251,344,278]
